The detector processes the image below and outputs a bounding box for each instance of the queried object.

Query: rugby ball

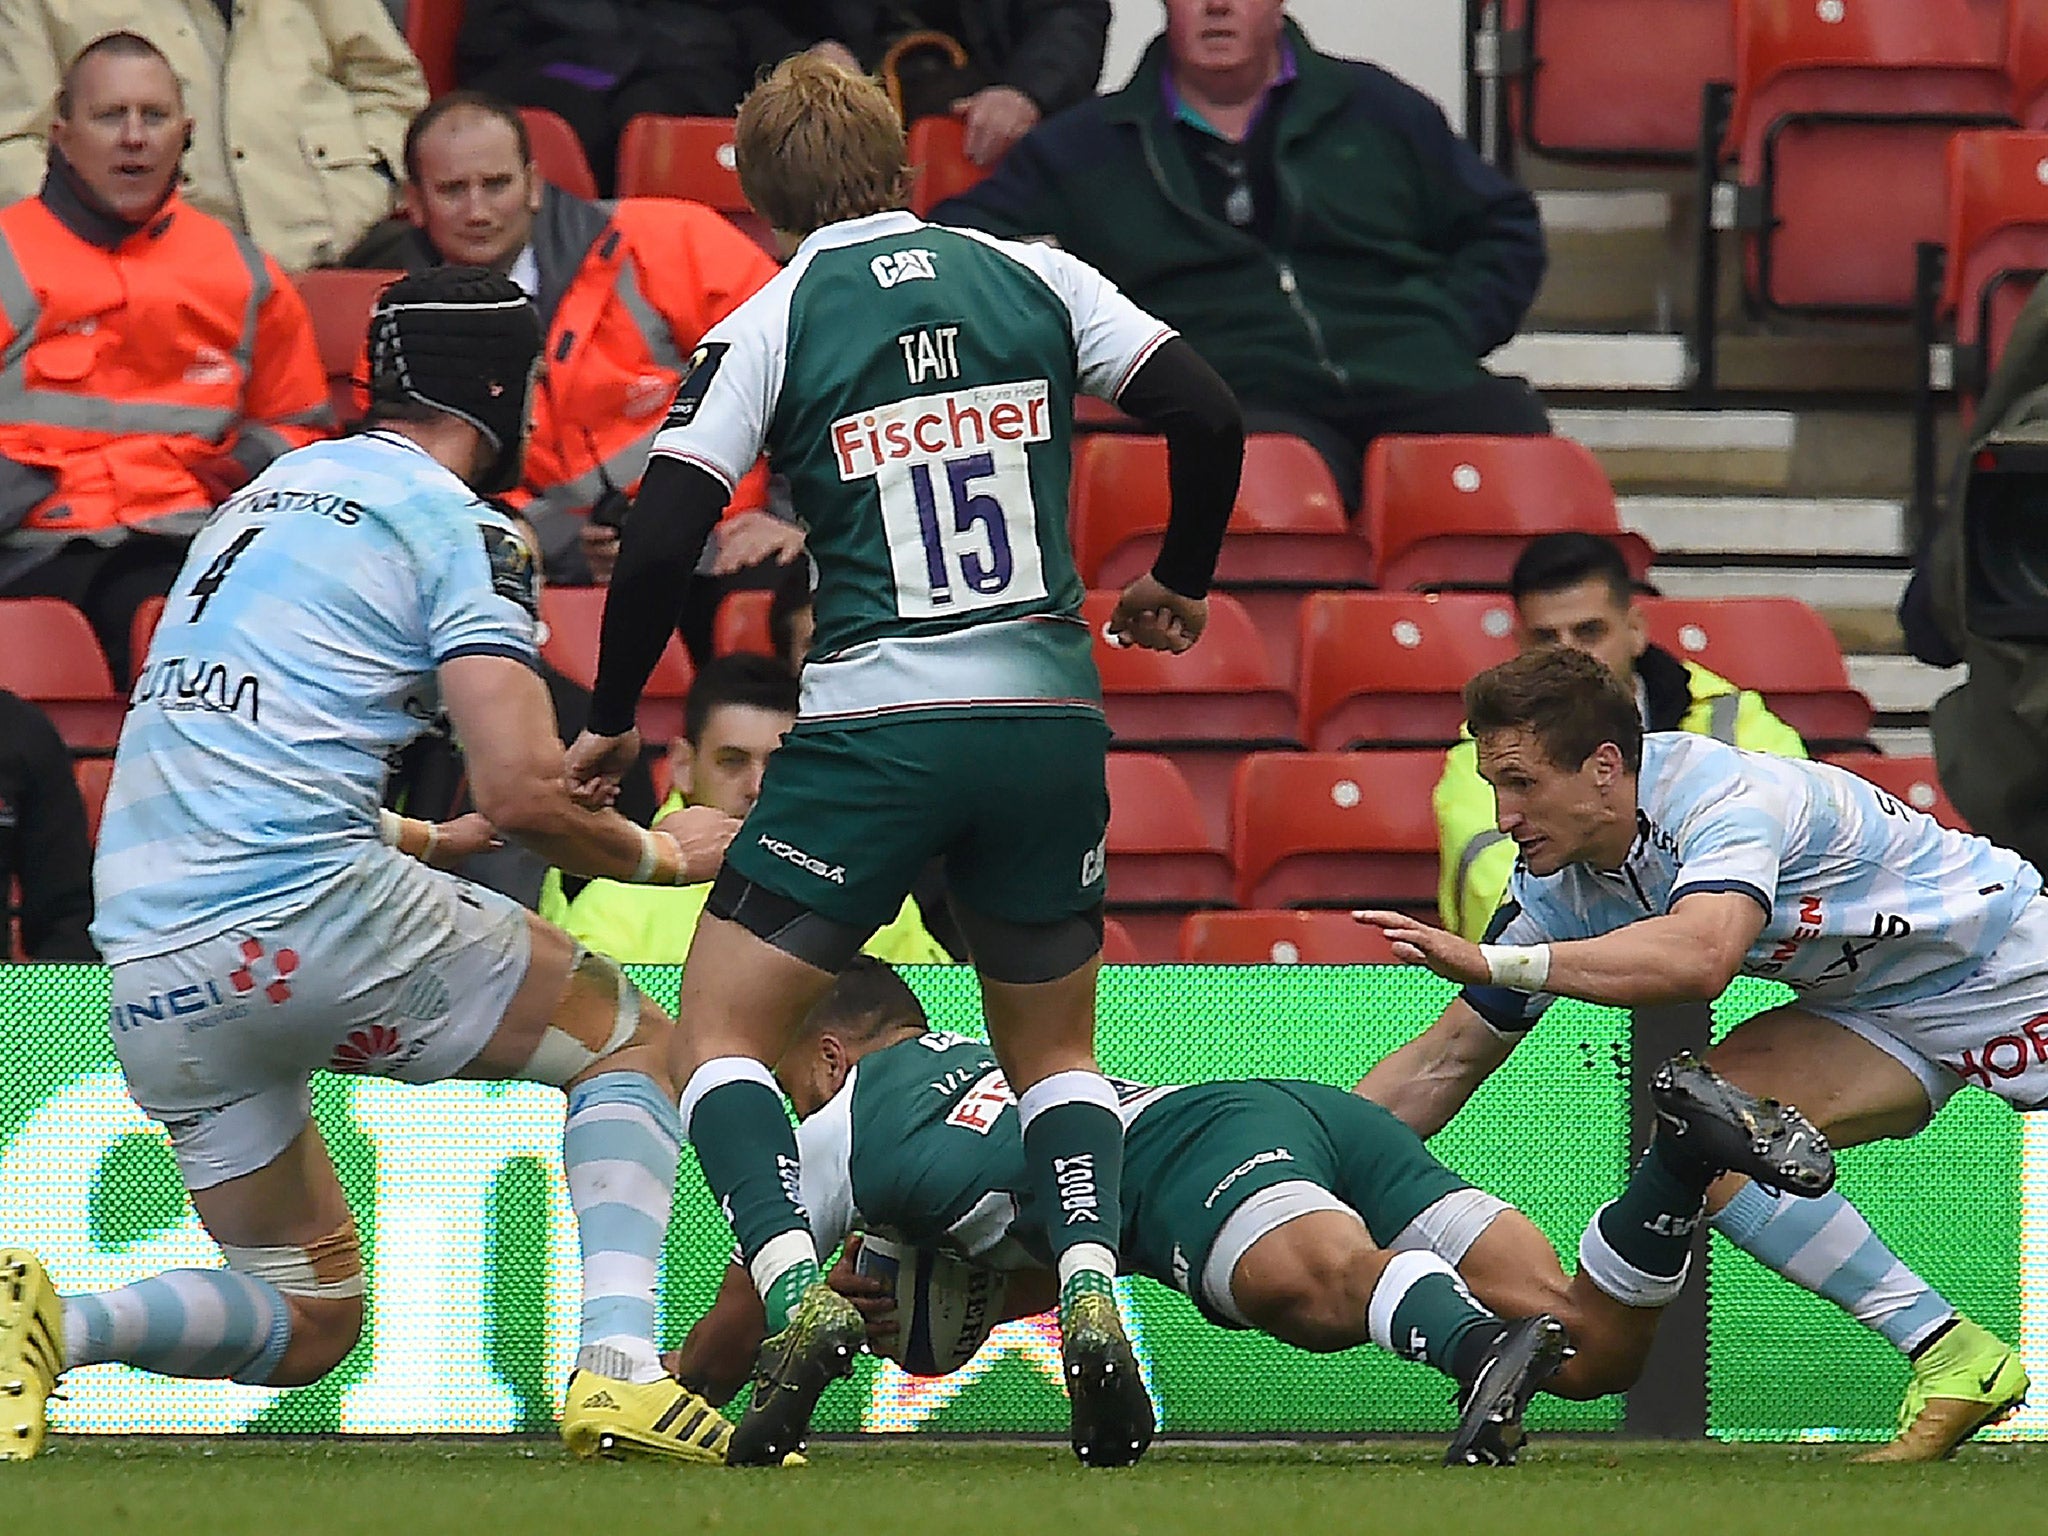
[852,1233,1007,1377]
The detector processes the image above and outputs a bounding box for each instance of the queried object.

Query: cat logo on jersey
[663,342,730,429]
[478,523,539,618]
[871,248,938,288]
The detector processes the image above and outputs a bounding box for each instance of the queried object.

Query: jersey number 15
[878,446,1048,619]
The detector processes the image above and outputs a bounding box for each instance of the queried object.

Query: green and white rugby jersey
[648,210,1175,728]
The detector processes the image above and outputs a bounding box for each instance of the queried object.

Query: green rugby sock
[680,1057,814,1331]
[1368,1250,1504,1381]
[1594,1135,1714,1282]
[1017,1071,1125,1281]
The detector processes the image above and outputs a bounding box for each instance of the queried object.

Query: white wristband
[1480,943,1552,992]
[377,808,404,847]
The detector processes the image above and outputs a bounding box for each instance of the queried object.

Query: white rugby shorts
[109,847,532,1189]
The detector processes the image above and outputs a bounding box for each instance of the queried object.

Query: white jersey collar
[795,209,926,258]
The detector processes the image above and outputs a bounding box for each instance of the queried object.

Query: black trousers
[0,536,188,681]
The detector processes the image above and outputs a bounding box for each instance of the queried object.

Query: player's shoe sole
[1854,1318,2030,1463]
[0,1249,63,1463]
[1650,1054,1835,1196]
[559,1369,733,1465]
[726,1281,864,1467]
[1062,1289,1154,1469]
[1444,1314,1570,1468]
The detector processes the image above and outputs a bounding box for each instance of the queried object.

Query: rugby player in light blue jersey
[0,268,745,1466]
[1357,646,2035,1461]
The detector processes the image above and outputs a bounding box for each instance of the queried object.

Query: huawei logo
[330,1023,406,1073]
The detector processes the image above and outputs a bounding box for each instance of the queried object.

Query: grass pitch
[8,1439,2043,1536]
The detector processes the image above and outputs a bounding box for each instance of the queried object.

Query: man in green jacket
[1438,534,1806,939]
[548,653,955,965]
[933,0,1549,510]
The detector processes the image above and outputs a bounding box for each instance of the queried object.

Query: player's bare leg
[1229,1211,1566,1467]
[664,909,851,1467]
[1702,1007,2027,1461]
[982,954,1153,1469]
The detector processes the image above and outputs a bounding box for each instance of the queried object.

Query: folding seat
[1231,751,1441,913]
[1719,0,2013,316]
[404,0,464,98]
[1496,0,1737,160]
[615,116,776,253]
[1178,909,1402,966]
[1363,434,1650,592]
[129,596,166,684]
[74,758,114,846]
[714,589,774,657]
[1104,753,1231,968]
[2015,0,2048,129]
[0,600,125,751]
[292,268,399,427]
[907,116,994,217]
[1296,592,1518,752]
[540,587,695,741]
[1939,130,2048,396]
[1638,597,1873,747]
[1824,753,1971,832]
[1070,433,1367,589]
[519,107,599,200]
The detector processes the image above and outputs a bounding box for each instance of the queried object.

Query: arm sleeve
[330,0,430,175]
[586,456,727,736]
[1455,898,1562,1037]
[994,0,1112,116]
[1112,337,1244,600]
[8,697,95,960]
[232,263,336,474]
[0,1,58,207]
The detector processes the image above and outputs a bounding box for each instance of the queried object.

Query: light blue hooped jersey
[1466,733,2043,1033]
[92,432,540,962]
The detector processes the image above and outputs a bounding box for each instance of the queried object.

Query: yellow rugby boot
[560,1370,734,1465]
[1855,1318,2028,1463]
[0,1249,63,1462]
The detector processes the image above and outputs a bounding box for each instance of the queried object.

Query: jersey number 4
[185,525,265,622]
[878,446,1047,619]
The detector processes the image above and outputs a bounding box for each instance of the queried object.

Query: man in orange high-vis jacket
[0,33,332,679]
[355,91,790,593]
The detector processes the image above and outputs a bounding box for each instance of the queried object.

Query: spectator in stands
[549,653,955,962]
[802,0,1110,165]
[0,33,333,680]
[454,0,809,193]
[351,91,796,587]
[0,691,97,961]
[935,0,1549,509]
[0,4,425,270]
[1436,533,1806,940]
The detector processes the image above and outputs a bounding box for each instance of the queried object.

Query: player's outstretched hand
[828,1235,899,1348]
[653,803,741,883]
[1354,909,1491,987]
[566,728,642,809]
[425,812,501,870]
[1107,573,1207,654]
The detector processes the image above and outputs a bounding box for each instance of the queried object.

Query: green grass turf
[7,1440,2044,1534]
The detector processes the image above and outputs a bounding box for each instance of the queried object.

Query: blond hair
[735,53,913,238]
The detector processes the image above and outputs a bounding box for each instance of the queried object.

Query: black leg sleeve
[1111,337,1244,599]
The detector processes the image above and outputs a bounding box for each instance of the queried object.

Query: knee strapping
[519,946,645,1087]
[218,1213,365,1301]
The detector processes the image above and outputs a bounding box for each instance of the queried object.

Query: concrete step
[1848,655,1962,716]
[1868,726,1935,756]
[1529,191,1679,331]
[1555,407,1919,498]
[1651,566,1910,609]
[1503,328,1921,396]
[1620,496,1905,558]
[1496,332,1689,390]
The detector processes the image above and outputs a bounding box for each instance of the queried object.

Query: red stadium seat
[1823,753,1971,832]
[1100,916,1140,964]
[540,587,695,741]
[1724,0,2013,315]
[1070,433,1366,589]
[2016,0,2048,129]
[1363,435,1650,592]
[0,600,124,750]
[128,596,166,684]
[1231,751,1441,912]
[73,758,113,846]
[907,116,994,217]
[615,115,776,253]
[404,0,464,99]
[1639,597,1874,747]
[1940,130,2048,395]
[714,589,774,657]
[1105,753,1232,908]
[292,268,399,427]
[1084,589,1294,747]
[1501,0,1737,160]
[519,107,599,199]
[1296,592,1519,751]
[1179,909,1403,965]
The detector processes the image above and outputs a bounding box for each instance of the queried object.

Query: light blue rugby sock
[63,1269,291,1383]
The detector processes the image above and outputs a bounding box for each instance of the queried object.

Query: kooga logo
[757,834,847,884]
